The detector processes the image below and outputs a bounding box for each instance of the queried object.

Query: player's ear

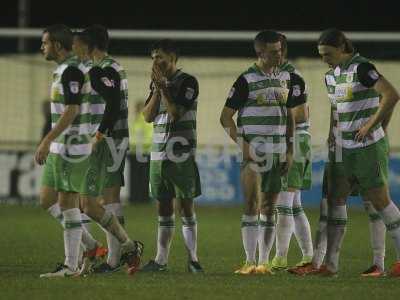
[54,41,62,52]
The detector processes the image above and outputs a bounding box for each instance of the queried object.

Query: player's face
[255,41,282,67]
[151,49,175,73]
[41,32,56,61]
[72,36,89,60]
[318,45,342,68]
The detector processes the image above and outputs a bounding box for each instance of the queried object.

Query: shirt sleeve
[61,66,85,105]
[174,76,199,109]
[224,75,249,110]
[286,72,307,108]
[89,66,121,134]
[357,62,381,88]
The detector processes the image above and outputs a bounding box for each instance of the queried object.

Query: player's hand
[355,121,373,142]
[152,64,167,90]
[280,151,293,176]
[35,139,50,165]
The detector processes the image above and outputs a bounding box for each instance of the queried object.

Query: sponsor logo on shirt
[101,77,114,87]
[69,81,80,94]
[292,85,301,97]
[368,70,380,81]
[185,87,195,100]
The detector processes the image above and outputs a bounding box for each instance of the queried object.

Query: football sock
[292,191,313,258]
[155,215,175,265]
[182,214,198,262]
[378,201,400,260]
[63,208,82,271]
[312,197,328,268]
[258,214,276,265]
[326,205,347,273]
[241,214,258,263]
[364,201,386,271]
[104,203,124,268]
[275,192,295,258]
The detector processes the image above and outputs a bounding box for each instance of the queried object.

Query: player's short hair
[279,32,288,58]
[254,30,281,44]
[318,28,354,54]
[150,39,180,62]
[83,24,109,52]
[43,24,73,51]
[73,30,90,45]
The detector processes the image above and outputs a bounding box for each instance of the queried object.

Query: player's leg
[172,156,203,273]
[292,190,313,266]
[41,191,83,277]
[361,199,386,277]
[364,186,400,277]
[141,160,174,272]
[179,198,203,273]
[351,138,399,276]
[273,188,295,270]
[312,168,329,269]
[291,135,313,266]
[235,161,259,274]
[257,155,282,274]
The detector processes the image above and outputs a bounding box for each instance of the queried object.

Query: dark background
[1,0,400,58]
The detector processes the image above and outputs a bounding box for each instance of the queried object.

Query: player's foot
[271,256,288,270]
[188,260,204,273]
[140,260,168,272]
[361,265,385,278]
[234,262,256,275]
[79,245,109,275]
[287,263,319,276]
[120,240,144,275]
[388,261,400,277]
[255,263,274,275]
[316,265,338,277]
[295,255,313,267]
[40,263,79,278]
[92,262,122,274]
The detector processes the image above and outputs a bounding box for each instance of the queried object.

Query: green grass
[0,204,399,300]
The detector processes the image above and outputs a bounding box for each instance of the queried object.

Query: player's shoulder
[100,56,124,72]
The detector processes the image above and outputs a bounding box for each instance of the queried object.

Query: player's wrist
[95,131,104,141]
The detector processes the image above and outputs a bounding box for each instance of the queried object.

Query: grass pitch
[0,204,399,300]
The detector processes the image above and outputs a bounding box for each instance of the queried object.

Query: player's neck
[55,50,71,64]
[256,60,276,75]
[165,66,178,79]
[92,49,107,64]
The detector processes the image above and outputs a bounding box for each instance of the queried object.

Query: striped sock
[312,197,328,268]
[275,192,295,258]
[364,201,386,271]
[293,191,313,258]
[378,201,400,260]
[81,213,91,233]
[63,208,82,271]
[47,203,63,223]
[182,214,198,262]
[104,203,124,268]
[258,214,276,265]
[155,215,175,265]
[241,215,258,263]
[326,205,347,273]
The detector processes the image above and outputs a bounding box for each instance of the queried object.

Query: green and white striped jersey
[49,55,92,157]
[231,63,305,154]
[149,70,199,161]
[324,54,383,149]
[76,57,105,136]
[280,61,310,135]
[97,56,129,147]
